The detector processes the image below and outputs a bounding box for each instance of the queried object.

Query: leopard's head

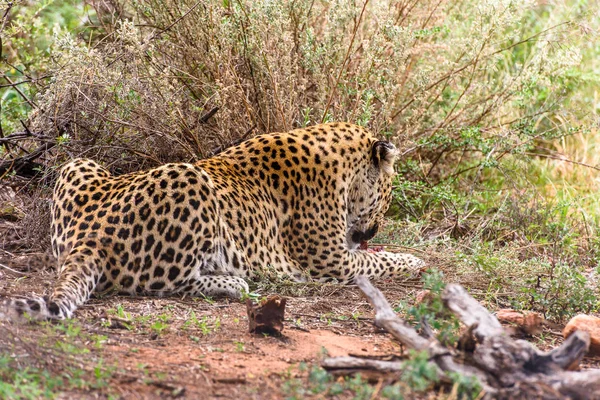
[346,140,398,250]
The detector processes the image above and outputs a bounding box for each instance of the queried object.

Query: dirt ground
[1,235,600,399]
[0,248,429,399]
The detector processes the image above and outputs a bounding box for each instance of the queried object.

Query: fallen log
[322,276,600,399]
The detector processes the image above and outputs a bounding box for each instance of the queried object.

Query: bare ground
[1,234,599,398]
[0,249,428,399]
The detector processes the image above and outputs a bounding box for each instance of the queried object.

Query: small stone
[496,309,525,324]
[496,309,544,335]
[415,290,432,304]
[564,314,600,356]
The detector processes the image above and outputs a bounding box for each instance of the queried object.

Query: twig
[198,107,219,124]
[0,263,27,276]
[146,0,204,42]
[321,0,369,123]
[0,132,38,144]
[291,313,372,322]
[0,141,56,178]
[209,124,256,156]
[355,276,431,350]
[372,243,427,254]
[288,324,311,333]
[0,2,14,36]
[261,52,288,131]
[322,357,404,372]
[0,75,51,88]
[213,377,246,384]
[19,120,33,136]
[523,152,600,172]
[3,75,37,109]
[390,20,573,123]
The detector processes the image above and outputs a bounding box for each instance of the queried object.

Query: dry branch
[355,275,429,350]
[322,357,403,372]
[348,276,495,394]
[442,283,503,339]
[0,141,55,179]
[323,277,600,399]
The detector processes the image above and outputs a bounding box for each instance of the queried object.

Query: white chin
[347,240,361,250]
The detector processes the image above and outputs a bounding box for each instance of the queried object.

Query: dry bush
[19,189,53,252]
[18,0,591,175]
[1,0,597,255]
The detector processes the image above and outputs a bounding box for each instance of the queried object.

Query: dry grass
[0,0,587,176]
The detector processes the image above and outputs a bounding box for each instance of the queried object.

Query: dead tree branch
[0,141,55,179]
[323,277,600,399]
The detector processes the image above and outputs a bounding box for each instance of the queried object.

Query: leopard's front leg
[310,248,425,284]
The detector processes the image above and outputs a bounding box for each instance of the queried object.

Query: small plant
[150,320,169,335]
[134,315,152,326]
[199,293,215,305]
[189,335,200,343]
[106,304,132,321]
[281,361,453,399]
[90,334,108,350]
[345,374,374,400]
[157,312,171,323]
[0,355,60,399]
[53,319,82,338]
[448,371,483,400]
[396,269,461,345]
[517,261,599,321]
[56,133,71,146]
[91,359,114,389]
[182,311,221,336]
[0,350,117,399]
[234,341,245,352]
[307,365,331,394]
[240,291,262,302]
[400,350,439,392]
[381,384,404,399]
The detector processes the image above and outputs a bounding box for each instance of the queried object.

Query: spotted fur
[1,123,423,320]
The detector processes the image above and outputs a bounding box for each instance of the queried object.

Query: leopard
[0,122,424,320]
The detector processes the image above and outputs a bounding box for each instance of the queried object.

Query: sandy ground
[0,249,428,399]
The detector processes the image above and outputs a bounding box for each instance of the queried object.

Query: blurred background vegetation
[1,0,600,320]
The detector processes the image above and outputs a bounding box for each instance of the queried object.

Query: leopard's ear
[371,141,398,175]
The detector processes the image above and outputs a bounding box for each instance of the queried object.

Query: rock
[415,290,432,304]
[564,314,600,356]
[496,309,544,335]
